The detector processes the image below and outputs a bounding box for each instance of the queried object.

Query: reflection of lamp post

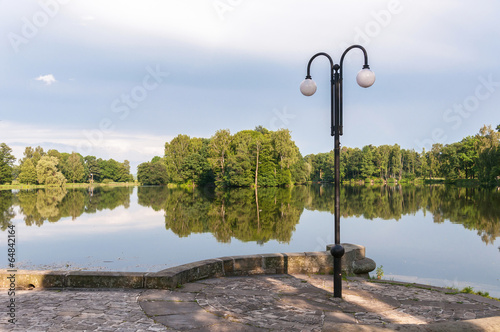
[300,45,375,298]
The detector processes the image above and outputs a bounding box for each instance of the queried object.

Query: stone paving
[1,274,500,331]
[0,288,169,331]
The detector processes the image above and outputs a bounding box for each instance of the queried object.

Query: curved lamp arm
[305,52,334,79]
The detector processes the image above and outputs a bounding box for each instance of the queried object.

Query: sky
[1,0,500,173]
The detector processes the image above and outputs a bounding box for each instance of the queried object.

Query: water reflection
[1,185,499,244]
[138,186,306,243]
[1,187,133,229]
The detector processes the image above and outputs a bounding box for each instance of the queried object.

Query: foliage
[137,158,169,185]
[376,265,384,279]
[36,156,66,187]
[18,158,37,185]
[0,143,16,184]
[65,152,86,183]
[12,143,132,185]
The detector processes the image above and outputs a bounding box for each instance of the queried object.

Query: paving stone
[1,274,500,331]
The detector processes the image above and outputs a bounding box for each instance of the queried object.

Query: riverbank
[0,181,138,191]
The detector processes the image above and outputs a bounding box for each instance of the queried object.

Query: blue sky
[1,0,499,172]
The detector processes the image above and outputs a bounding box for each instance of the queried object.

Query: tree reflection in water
[1,185,499,245]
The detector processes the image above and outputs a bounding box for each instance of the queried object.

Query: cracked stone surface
[139,274,500,331]
[0,288,168,331]
[1,274,499,331]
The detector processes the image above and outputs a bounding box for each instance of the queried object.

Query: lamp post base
[330,244,345,298]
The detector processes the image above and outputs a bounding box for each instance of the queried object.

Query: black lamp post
[300,45,375,298]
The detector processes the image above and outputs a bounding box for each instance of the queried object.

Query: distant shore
[1,178,498,191]
[0,181,138,191]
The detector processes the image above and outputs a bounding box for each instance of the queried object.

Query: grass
[445,286,500,301]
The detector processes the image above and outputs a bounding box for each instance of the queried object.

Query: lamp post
[300,45,375,298]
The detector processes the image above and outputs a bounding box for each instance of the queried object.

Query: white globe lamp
[300,78,317,96]
[356,67,376,88]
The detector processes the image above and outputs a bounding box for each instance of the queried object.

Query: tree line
[138,124,500,187]
[1,124,498,187]
[0,145,133,186]
[138,127,309,187]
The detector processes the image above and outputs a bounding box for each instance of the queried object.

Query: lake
[1,184,499,297]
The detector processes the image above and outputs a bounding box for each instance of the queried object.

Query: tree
[272,129,299,186]
[66,152,85,183]
[419,148,428,179]
[476,125,500,184]
[254,132,277,187]
[36,156,66,186]
[389,144,402,180]
[18,158,37,184]
[209,129,232,186]
[21,146,45,168]
[0,143,15,184]
[118,160,133,182]
[165,134,193,183]
[360,145,376,179]
[226,130,255,187]
[100,159,122,182]
[137,161,168,185]
[84,156,101,182]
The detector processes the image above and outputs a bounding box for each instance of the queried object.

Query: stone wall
[0,243,375,290]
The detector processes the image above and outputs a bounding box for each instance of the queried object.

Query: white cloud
[35,74,57,85]
[63,0,500,69]
[0,121,173,171]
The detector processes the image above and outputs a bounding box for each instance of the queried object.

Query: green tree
[476,125,500,184]
[0,143,16,184]
[253,132,277,187]
[419,148,428,179]
[18,158,37,184]
[137,161,168,185]
[66,152,85,183]
[360,145,376,179]
[21,146,46,170]
[226,130,256,187]
[118,160,133,182]
[36,156,66,186]
[389,144,402,180]
[209,129,232,186]
[272,129,299,186]
[84,156,101,182]
[99,159,124,182]
[165,134,193,183]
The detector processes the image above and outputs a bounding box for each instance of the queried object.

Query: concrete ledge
[0,243,375,290]
[0,270,146,289]
[66,271,145,289]
[145,259,224,289]
[0,270,66,288]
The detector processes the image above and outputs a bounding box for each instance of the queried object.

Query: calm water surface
[1,185,499,297]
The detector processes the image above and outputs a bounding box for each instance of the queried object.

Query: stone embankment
[0,243,375,290]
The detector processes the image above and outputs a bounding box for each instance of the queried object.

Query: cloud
[35,74,57,85]
[0,121,173,172]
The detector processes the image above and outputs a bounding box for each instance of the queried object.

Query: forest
[0,124,498,187]
[0,145,133,186]
[137,124,500,187]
